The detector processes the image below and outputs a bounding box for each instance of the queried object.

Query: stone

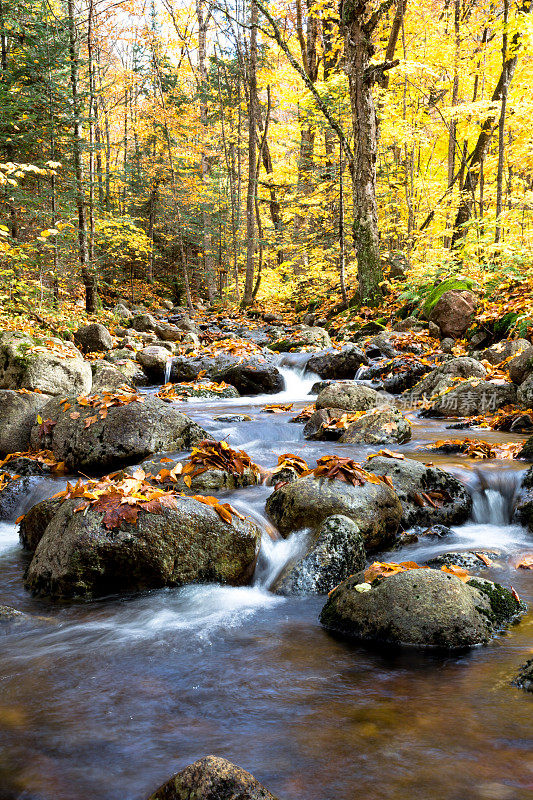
[514,659,533,693]
[91,361,134,393]
[408,357,487,400]
[320,569,523,649]
[517,373,533,408]
[265,472,401,551]
[273,515,366,596]
[269,326,331,352]
[392,316,424,332]
[131,313,160,333]
[0,331,92,396]
[426,551,500,570]
[303,408,348,440]
[29,395,208,472]
[315,383,383,412]
[477,338,530,367]
[24,495,262,601]
[114,303,133,320]
[0,389,49,455]
[440,337,455,353]
[508,346,533,384]
[423,379,516,418]
[74,323,113,353]
[137,346,173,381]
[146,756,279,800]
[306,345,369,379]
[429,290,476,339]
[364,455,472,528]
[338,406,411,445]
[171,354,284,395]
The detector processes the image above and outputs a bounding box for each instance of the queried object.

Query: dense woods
[2,0,533,318]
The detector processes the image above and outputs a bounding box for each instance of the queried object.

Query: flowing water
[0,364,532,800]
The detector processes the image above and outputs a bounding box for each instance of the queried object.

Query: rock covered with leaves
[338,406,411,445]
[29,389,208,471]
[0,331,92,396]
[320,564,523,649]
[23,470,262,600]
[265,455,402,551]
[364,452,472,527]
[146,756,280,800]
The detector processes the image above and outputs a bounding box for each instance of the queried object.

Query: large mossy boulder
[338,406,411,445]
[428,289,476,340]
[0,389,49,455]
[364,455,471,527]
[315,383,383,412]
[0,331,92,396]
[265,472,401,551]
[320,569,523,649]
[147,756,279,800]
[305,345,369,378]
[273,515,366,596]
[29,394,208,471]
[24,495,262,600]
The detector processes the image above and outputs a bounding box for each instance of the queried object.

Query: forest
[1,0,533,799]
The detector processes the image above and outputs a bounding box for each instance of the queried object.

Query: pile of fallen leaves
[364,561,469,583]
[422,437,522,460]
[0,450,66,474]
[157,381,231,401]
[308,455,393,488]
[47,469,245,528]
[58,389,141,427]
[261,403,293,413]
[270,454,310,479]
[180,440,260,485]
[0,472,16,491]
[198,338,263,359]
[290,404,315,422]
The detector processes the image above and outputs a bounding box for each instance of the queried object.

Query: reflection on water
[0,364,532,800]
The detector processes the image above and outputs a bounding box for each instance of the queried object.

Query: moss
[468,579,523,626]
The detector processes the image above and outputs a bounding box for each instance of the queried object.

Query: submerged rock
[514,659,533,693]
[273,515,366,596]
[24,495,262,600]
[29,395,208,472]
[320,569,523,649]
[265,472,401,551]
[147,756,280,800]
[364,455,471,528]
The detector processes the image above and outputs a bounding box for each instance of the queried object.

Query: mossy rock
[422,277,475,317]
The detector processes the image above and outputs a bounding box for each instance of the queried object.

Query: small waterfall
[354,365,367,380]
[254,529,310,589]
[468,469,523,525]
[164,356,173,384]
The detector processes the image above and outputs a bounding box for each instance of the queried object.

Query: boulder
[137,346,173,381]
[0,473,31,521]
[273,515,366,596]
[146,756,279,800]
[105,358,147,387]
[423,379,516,417]
[303,408,347,440]
[163,382,239,400]
[315,383,383,412]
[517,373,533,408]
[131,313,160,333]
[138,455,258,494]
[306,345,369,379]
[269,326,331,352]
[514,659,533,693]
[429,290,476,339]
[364,455,472,527]
[408,357,487,400]
[19,496,62,552]
[477,338,530,367]
[24,495,262,600]
[426,551,500,570]
[171,354,284,395]
[338,406,411,445]
[379,358,429,393]
[91,361,134,393]
[392,316,424,332]
[0,331,92,396]
[320,569,523,649]
[74,323,113,353]
[114,303,133,320]
[0,389,49,455]
[29,395,208,472]
[265,472,401,551]
[508,346,533,384]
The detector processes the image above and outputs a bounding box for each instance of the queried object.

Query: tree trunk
[67,0,97,313]
[242,0,258,307]
[495,0,509,244]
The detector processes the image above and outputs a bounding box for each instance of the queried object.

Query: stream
[0,362,532,800]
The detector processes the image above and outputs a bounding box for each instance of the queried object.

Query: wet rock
[24,496,262,601]
[303,408,347,440]
[213,414,252,422]
[0,473,31,521]
[423,379,516,418]
[146,756,279,800]
[338,406,411,445]
[408,357,487,400]
[265,472,401,551]
[273,515,366,596]
[74,323,113,353]
[0,389,49,455]
[269,326,331,352]
[0,331,92,396]
[514,658,533,693]
[19,496,62,552]
[213,359,284,395]
[138,455,258,494]
[320,569,522,649]
[306,345,369,379]
[0,605,51,632]
[30,395,208,472]
[167,382,239,400]
[415,524,453,538]
[364,332,422,359]
[315,383,383,412]
[364,455,472,528]
[429,290,476,339]
[477,338,530,367]
[508,346,533,384]
[379,358,429,394]
[426,551,500,570]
